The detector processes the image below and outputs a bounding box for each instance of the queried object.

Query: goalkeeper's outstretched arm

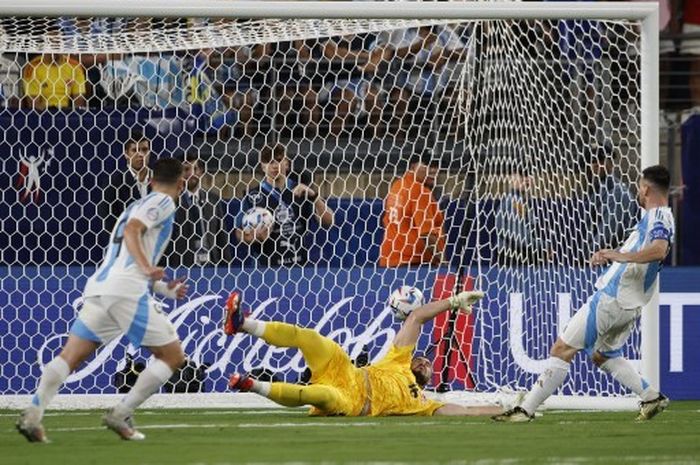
[392,291,484,347]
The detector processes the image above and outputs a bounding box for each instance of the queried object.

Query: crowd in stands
[3,4,696,267]
[0,20,470,140]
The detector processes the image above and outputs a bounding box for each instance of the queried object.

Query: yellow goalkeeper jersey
[365,344,443,416]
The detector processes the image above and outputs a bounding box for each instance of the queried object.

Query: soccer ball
[389,286,425,321]
[241,207,275,230]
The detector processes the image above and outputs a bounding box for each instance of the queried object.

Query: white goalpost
[0,1,659,411]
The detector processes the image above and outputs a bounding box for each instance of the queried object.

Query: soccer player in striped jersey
[494,165,674,423]
[17,158,189,443]
[224,289,503,418]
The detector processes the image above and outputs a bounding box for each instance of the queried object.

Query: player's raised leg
[229,372,342,411]
[224,291,342,374]
[493,295,590,423]
[593,351,669,421]
[224,291,353,411]
[17,333,100,443]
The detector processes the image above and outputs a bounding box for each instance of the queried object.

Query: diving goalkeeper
[223,290,503,417]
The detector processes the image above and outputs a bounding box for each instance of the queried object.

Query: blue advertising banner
[1,266,698,398]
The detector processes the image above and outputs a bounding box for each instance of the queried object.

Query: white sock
[600,357,658,401]
[520,357,570,415]
[113,359,174,418]
[31,357,71,417]
[250,379,271,396]
[242,319,265,337]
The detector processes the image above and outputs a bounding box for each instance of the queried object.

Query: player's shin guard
[112,358,174,418]
[599,357,657,401]
[520,357,570,416]
[31,357,71,416]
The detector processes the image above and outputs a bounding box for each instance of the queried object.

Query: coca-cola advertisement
[1,266,699,398]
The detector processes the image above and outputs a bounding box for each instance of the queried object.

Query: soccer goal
[0,1,659,411]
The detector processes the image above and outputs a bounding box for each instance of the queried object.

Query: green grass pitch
[2,402,699,465]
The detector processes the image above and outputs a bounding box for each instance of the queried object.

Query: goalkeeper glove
[448,291,485,314]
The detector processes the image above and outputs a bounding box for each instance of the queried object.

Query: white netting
[0,11,644,406]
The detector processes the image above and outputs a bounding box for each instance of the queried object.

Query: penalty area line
[23,420,448,433]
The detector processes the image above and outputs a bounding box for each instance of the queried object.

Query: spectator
[22,53,87,110]
[162,152,231,267]
[223,43,271,135]
[274,39,324,137]
[183,47,261,135]
[0,53,22,108]
[99,53,185,110]
[495,170,548,266]
[235,144,334,267]
[98,130,152,237]
[379,152,445,267]
[316,33,385,135]
[375,25,465,139]
[587,145,639,250]
[679,0,700,107]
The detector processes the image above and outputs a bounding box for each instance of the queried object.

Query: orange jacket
[379,172,445,267]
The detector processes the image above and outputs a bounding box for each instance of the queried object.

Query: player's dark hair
[152,158,183,185]
[260,144,286,164]
[642,164,670,193]
[125,129,148,150]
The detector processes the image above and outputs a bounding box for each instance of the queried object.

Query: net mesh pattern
[0,14,643,398]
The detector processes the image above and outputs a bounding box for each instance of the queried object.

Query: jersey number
[112,216,128,256]
[389,207,399,224]
[112,203,136,257]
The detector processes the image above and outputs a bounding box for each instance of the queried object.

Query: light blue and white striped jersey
[595,207,674,309]
[84,192,176,298]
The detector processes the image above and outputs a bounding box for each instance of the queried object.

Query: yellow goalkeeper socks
[268,383,336,409]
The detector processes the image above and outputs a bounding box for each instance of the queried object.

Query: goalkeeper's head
[151,157,185,199]
[410,355,433,387]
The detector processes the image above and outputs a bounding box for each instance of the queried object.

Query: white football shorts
[560,291,640,358]
[70,294,178,348]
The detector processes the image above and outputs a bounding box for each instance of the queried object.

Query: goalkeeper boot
[102,408,145,441]
[16,407,49,443]
[491,406,534,423]
[448,290,486,314]
[228,372,254,392]
[223,291,245,336]
[636,393,670,421]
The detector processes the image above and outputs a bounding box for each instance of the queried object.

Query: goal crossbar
[0,1,659,21]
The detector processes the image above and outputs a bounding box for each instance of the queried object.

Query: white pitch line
[183,457,700,465]
[0,409,294,418]
[16,420,448,433]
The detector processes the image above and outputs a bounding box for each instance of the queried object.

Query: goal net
[0,2,655,410]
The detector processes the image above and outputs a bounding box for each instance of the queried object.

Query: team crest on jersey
[147,207,160,222]
[248,191,263,205]
[275,204,292,224]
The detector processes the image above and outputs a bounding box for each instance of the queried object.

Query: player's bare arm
[393,291,484,347]
[123,218,164,281]
[235,226,270,245]
[421,232,443,265]
[591,240,669,266]
[434,403,503,417]
[292,183,334,227]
